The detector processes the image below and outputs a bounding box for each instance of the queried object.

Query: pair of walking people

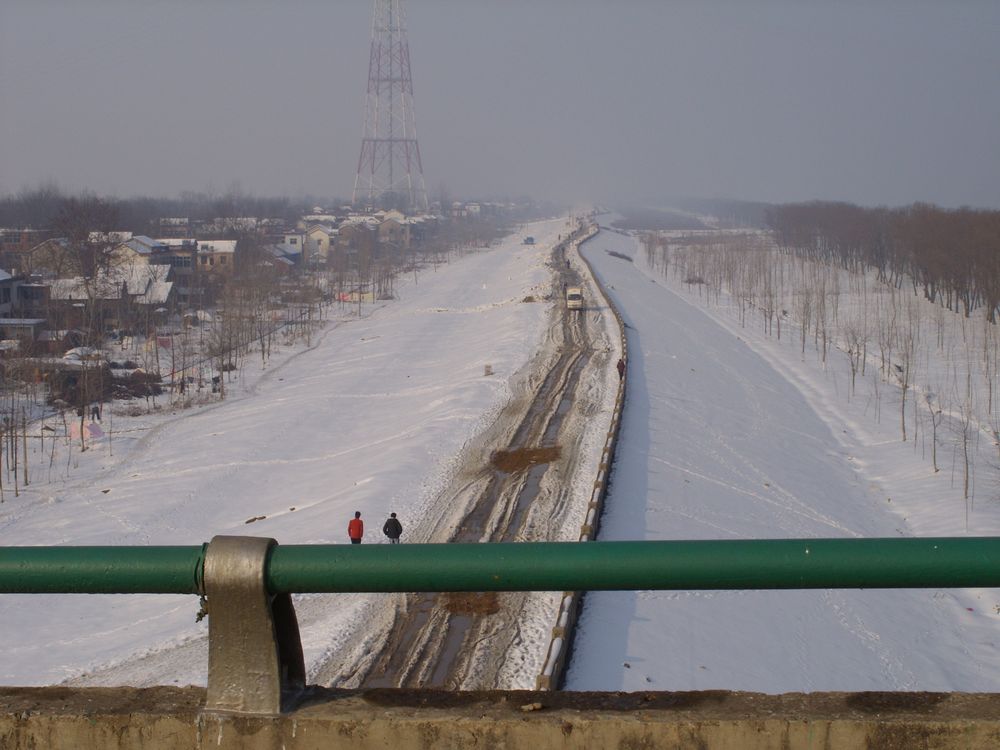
[347,511,403,544]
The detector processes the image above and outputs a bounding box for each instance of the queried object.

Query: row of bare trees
[645,225,1000,526]
[767,201,1000,320]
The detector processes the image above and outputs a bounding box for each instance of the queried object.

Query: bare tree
[842,315,869,398]
[796,287,813,358]
[895,297,921,441]
[52,196,121,344]
[923,387,944,473]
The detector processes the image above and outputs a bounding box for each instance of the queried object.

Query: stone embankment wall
[3,687,998,749]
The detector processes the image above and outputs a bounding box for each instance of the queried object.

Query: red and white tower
[353,0,428,212]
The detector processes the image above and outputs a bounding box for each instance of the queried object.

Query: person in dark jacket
[348,511,364,544]
[617,357,626,380]
[383,512,403,544]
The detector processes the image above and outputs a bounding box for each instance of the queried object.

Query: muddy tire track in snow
[314,232,604,690]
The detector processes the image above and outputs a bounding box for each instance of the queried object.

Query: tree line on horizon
[0,185,320,232]
[766,201,1000,322]
[0,185,557,232]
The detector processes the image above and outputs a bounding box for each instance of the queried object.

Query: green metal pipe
[268,538,1000,593]
[1,538,998,595]
[0,545,206,594]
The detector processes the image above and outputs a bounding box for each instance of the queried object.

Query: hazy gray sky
[2,0,999,208]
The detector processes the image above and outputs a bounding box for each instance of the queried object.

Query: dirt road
[314,226,613,689]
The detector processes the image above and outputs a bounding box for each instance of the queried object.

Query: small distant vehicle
[523,236,535,245]
[566,286,583,311]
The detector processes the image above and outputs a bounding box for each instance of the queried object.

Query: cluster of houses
[0,207,446,354]
[275,208,439,269]
[0,200,521,358]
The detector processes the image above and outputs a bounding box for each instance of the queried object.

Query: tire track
[315,227,598,689]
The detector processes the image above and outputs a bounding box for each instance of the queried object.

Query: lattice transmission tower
[353,0,428,212]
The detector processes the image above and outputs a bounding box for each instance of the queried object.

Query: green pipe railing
[2,538,999,595]
[0,544,207,594]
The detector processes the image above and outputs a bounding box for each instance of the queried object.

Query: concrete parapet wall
[2,687,999,749]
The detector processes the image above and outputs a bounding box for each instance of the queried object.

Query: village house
[20,238,72,276]
[113,235,166,263]
[46,260,174,334]
[88,231,133,245]
[257,245,296,277]
[0,317,47,348]
[153,238,199,306]
[21,233,151,278]
[158,218,190,237]
[377,214,411,250]
[0,228,50,271]
[333,218,378,270]
[0,270,19,317]
[197,240,236,274]
[201,217,259,236]
[16,280,50,319]
[304,225,338,265]
[271,232,305,263]
[298,213,338,229]
[407,214,436,245]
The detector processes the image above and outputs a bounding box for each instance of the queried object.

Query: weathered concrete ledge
[1,687,999,749]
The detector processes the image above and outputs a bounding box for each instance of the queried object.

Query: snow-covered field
[4,210,998,694]
[566,219,1000,693]
[0,218,570,687]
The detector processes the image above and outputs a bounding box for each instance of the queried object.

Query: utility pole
[353,0,429,213]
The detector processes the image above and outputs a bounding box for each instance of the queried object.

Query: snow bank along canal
[566,218,1000,693]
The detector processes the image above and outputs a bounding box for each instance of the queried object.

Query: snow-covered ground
[4,210,998,693]
[0,218,571,687]
[566,219,1000,693]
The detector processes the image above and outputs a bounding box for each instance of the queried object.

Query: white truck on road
[565,286,583,311]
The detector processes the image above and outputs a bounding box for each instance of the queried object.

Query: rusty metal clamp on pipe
[202,536,305,715]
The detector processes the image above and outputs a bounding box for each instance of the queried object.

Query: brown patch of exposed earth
[490,446,561,473]
[442,592,501,616]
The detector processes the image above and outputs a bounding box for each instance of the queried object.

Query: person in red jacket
[348,511,364,544]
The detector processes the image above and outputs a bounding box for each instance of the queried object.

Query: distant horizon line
[1,184,998,214]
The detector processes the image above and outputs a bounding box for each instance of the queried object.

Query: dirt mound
[442,592,501,616]
[490,446,561,473]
